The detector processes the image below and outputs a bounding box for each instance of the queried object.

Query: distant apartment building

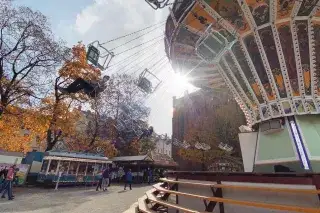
[171,89,234,171]
[154,135,172,157]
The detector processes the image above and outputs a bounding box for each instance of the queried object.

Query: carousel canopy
[165,0,320,126]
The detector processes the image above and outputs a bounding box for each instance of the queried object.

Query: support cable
[114,34,164,56]
[100,20,166,45]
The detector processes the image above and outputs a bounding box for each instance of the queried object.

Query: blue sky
[16,0,196,136]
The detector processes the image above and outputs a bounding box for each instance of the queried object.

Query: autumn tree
[139,137,156,155]
[98,74,151,155]
[177,91,245,170]
[0,105,48,152]
[212,99,246,158]
[43,43,100,151]
[0,1,69,152]
[0,0,68,111]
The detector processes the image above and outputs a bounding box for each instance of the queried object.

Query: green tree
[139,138,156,155]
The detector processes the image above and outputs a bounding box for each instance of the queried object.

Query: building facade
[154,135,172,158]
[172,89,232,170]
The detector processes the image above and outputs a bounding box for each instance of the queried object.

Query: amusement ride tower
[162,0,320,173]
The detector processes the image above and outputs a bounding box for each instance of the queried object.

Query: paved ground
[0,184,151,213]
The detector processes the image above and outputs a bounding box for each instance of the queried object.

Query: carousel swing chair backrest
[145,0,170,9]
[86,45,100,66]
[195,25,232,63]
[138,72,153,94]
[86,41,115,70]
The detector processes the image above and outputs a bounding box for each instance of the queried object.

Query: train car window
[48,160,58,174]
[59,161,70,173]
[41,160,49,173]
[78,162,87,175]
[86,163,94,175]
[68,161,78,175]
[94,163,102,174]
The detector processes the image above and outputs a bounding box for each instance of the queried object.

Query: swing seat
[86,45,100,66]
[145,0,169,9]
[138,77,153,94]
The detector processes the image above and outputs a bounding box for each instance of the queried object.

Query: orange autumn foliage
[0,106,49,153]
[65,136,118,158]
[0,43,102,153]
[59,43,101,82]
[40,97,81,139]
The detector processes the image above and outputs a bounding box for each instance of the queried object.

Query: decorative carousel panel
[219,61,252,110]
[231,42,264,103]
[276,22,300,96]
[260,104,272,120]
[203,0,251,35]
[243,34,276,101]
[245,0,270,27]
[172,43,197,59]
[297,0,319,16]
[311,21,320,95]
[175,27,200,47]
[183,3,218,32]
[294,99,306,114]
[171,0,195,22]
[281,100,293,115]
[258,26,287,98]
[305,98,318,113]
[270,103,282,117]
[224,53,257,105]
[295,20,312,96]
[276,0,295,20]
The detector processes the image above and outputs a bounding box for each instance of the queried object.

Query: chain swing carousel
[148,0,320,173]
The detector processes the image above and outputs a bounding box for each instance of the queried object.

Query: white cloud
[75,11,100,34]
[66,0,195,135]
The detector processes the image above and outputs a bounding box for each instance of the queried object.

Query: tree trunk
[45,100,60,151]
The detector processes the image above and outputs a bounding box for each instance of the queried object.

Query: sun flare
[169,72,193,96]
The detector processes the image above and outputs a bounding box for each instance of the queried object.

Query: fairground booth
[112,151,177,183]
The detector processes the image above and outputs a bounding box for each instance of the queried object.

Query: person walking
[124,169,132,190]
[96,168,103,191]
[1,165,15,200]
[0,166,8,189]
[147,168,153,185]
[102,167,109,191]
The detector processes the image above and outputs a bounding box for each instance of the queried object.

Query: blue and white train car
[35,151,111,185]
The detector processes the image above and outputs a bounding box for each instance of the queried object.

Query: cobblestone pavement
[0,184,151,213]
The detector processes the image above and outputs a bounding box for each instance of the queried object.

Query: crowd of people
[0,163,165,199]
[0,165,18,200]
[94,166,164,192]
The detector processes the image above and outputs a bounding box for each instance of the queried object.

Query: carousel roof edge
[111,154,152,162]
[45,151,109,161]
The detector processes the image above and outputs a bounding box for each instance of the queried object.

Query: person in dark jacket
[58,75,110,98]
[124,169,132,190]
[102,168,109,191]
[147,168,153,185]
[96,168,103,191]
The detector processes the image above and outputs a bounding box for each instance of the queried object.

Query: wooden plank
[138,195,156,213]
[165,171,316,185]
[146,189,201,213]
[160,178,320,194]
[154,183,320,213]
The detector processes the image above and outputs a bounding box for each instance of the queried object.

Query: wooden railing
[134,172,320,213]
